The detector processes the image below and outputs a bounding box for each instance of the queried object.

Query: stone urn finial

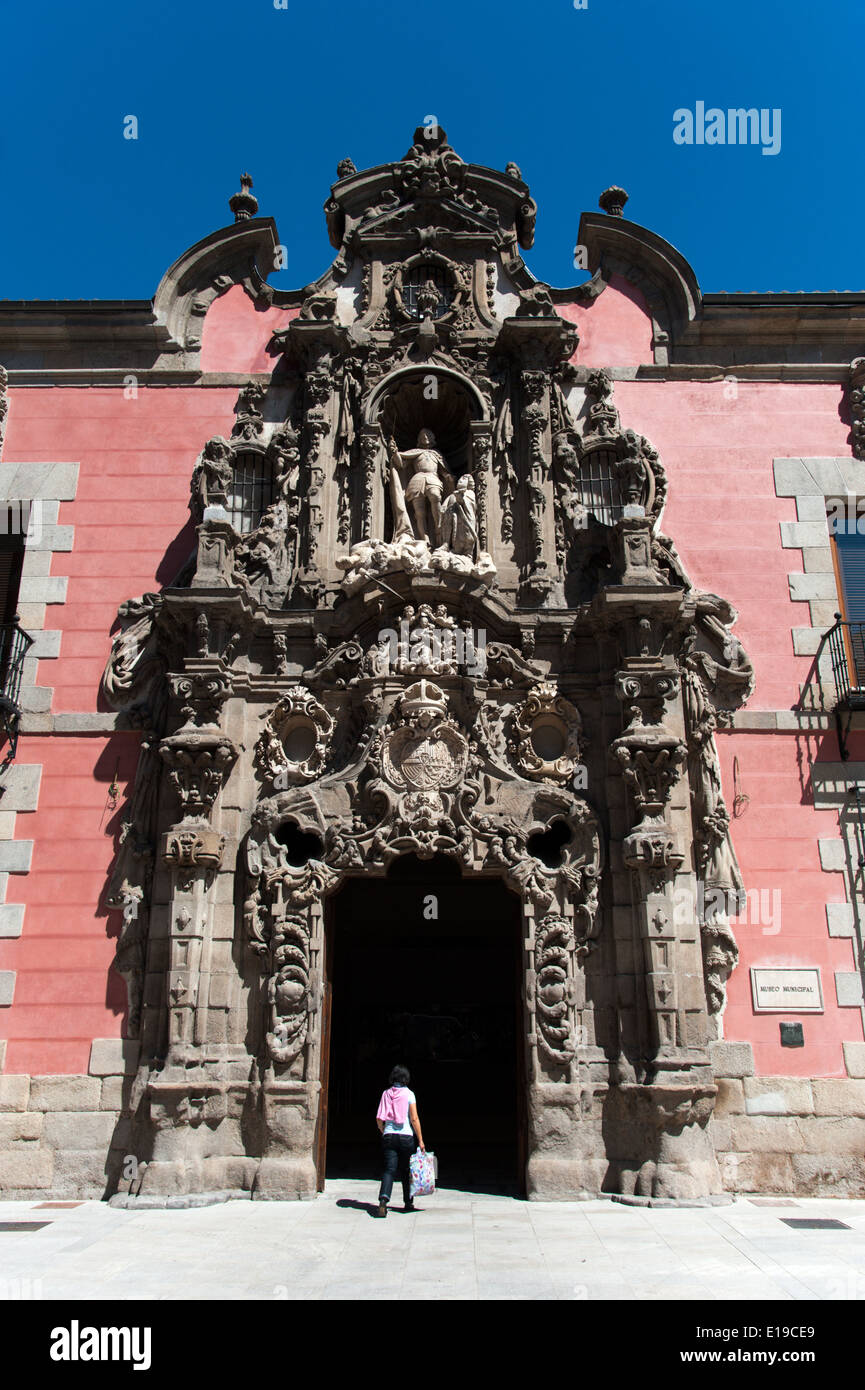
[229,172,258,223]
[599,186,628,218]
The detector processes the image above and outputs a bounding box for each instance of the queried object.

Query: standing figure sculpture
[440,474,479,560]
[387,428,454,545]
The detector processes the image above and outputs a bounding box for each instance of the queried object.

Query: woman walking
[374,1064,425,1218]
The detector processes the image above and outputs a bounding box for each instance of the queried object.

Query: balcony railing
[826,615,865,702]
[0,617,33,765]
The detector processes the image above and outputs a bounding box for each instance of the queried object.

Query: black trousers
[378,1133,416,1205]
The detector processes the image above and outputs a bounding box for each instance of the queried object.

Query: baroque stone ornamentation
[508,682,583,784]
[159,732,237,819]
[850,357,865,461]
[534,913,583,1066]
[231,381,265,441]
[335,530,496,595]
[0,364,7,456]
[380,680,467,792]
[255,686,334,787]
[162,825,225,877]
[99,126,760,1209]
[170,670,232,728]
[190,437,233,519]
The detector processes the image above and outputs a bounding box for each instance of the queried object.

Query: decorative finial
[336,158,357,180]
[598,186,628,218]
[505,161,523,181]
[415,279,441,319]
[229,173,258,223]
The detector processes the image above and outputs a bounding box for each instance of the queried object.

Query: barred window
[0,509,28,704]
[403,264,452,320]
[227,453,276,533]
[576,448,623,528]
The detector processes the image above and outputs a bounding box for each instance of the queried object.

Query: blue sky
[1,0,861,300]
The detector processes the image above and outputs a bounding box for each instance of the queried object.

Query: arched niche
[364,366,488,479]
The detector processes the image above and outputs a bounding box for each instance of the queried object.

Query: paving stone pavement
[2,1183,865,1301]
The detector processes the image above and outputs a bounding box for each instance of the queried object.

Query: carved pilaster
[516,368,554,603]
[470,421,492,552]
[161,830,225,1050]
[613,706,686,1051]
[360,426,380,541]
[192,519,236,589]
[614,514,663,587]
[303,369,332,570]
[158,725,236,1067]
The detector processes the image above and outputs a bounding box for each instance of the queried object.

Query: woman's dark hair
[389,1064,411,1088]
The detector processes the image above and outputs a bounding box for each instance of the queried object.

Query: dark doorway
[321,855,526,1196]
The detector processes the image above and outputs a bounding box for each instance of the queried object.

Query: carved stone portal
[101,126,754,1208]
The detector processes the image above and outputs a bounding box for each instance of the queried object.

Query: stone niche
[100,127,754,1206]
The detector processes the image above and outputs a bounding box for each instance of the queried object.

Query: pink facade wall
[606,377,859,1076]
[1,275,858,1078]
[0,733,139,1075]
[0,385,247,1072]
[199,285,295,375]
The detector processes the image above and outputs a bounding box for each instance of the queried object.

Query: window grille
[0,514,31,764]
[403,264,452,320]
[227,452,276,533]
[575,448,623,527]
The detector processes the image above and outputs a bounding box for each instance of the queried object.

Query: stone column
[519,368,555,605]
[360,425,382,541]
[122,718,238,1203]
[470,420,492,552]
[256,885,322,1199]
[594,518,725,1203]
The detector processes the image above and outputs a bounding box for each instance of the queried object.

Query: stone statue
[233,501,288,593]
[440,474,479,559]
[336,426,496,593]
[387,428,454,545]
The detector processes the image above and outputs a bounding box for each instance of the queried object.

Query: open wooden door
[515,918,529,1198]
[314,913,334,1191]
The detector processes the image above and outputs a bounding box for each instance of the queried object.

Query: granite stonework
[0,1053,135,1200]
[2,128,865,1206]
[2,1059,865,1200]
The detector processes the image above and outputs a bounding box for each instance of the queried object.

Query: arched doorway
[319,855,527,1196]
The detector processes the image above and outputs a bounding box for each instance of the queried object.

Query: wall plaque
[750,968,823,1013]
